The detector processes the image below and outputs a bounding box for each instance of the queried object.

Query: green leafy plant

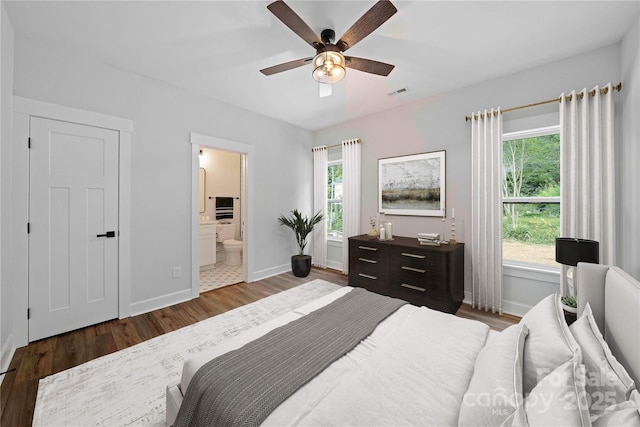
[277,209,324,256]
[503,224,532,241]
[561,295,577,308]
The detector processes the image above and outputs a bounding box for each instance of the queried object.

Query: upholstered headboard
[576,263,640,387]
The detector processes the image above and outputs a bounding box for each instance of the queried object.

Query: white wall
[8,35,313,345]
[314,44,625,316]
[0,1,15,378]
[620,15,640,280]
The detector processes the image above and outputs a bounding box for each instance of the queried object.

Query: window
[502,126,560,267]
[327,161,343,239]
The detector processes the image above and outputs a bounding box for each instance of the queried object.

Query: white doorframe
[11,96,133,346]
[190,133,254,297]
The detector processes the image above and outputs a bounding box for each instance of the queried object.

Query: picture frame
[378,151,446,217]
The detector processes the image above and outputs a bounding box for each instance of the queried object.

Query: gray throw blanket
[173,288,407,427]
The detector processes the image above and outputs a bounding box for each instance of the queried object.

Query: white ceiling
[5,1,639,131]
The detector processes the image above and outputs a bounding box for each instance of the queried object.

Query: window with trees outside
[502,126,560,267]
[327,161,343,239]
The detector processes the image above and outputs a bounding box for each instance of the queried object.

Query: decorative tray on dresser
[348,234,464,314]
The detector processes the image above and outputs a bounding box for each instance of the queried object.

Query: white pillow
[570,302,636,415]
[520,293,581,393]
[522,361,591,427]
[459,323,528,426]
[591,401,640,426]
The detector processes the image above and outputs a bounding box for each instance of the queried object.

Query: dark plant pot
[291,255,312,277]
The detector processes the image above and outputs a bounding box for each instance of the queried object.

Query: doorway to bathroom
[198,147,244,292]
[190,133,254,298]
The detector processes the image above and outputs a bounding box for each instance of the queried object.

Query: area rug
[32,279,342,426]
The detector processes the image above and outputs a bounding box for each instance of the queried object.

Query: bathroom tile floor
[200,261,243,293]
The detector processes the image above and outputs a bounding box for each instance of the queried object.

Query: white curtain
[559,84,615,295]
[471,108,503,314]
[312,146,328,268]
[341,139,361,274]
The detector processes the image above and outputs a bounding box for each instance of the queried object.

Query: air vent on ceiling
[387,87,409,96]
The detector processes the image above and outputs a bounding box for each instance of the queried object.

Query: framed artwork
[378,151,446,217]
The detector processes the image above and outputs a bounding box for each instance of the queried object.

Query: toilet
[216,223,243,266]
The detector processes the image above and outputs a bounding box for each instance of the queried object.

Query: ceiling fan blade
[345,56,395,76]
[260,57,313,76]
[267,0,323,49]
[335,0,397,52]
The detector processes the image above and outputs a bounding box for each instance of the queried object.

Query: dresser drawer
[348,238,388,295]
[389,259,446,281]
[350,272,389,296]
[389,276,455,311]
[350,240,388,261]
[392,247,445,266]
[351,256,388,278]
[389,269,447,292]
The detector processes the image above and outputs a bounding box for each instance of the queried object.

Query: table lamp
[555,237,599,297]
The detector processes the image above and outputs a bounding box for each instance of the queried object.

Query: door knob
[96,231,116,238]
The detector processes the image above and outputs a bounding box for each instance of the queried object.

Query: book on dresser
[348,234,464,314]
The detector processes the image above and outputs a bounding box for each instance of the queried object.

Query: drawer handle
[401,266,426,274]
[359,246,378,251]
[359,273,378,280]
[401,252,426,259]
[359,258,377,264]
[401,283,426,292]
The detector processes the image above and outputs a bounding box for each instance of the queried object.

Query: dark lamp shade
[555,238,599,266]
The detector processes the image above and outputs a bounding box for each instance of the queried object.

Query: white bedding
[277,304,490,426]
[171,268,640,427]
[179,287,491,426]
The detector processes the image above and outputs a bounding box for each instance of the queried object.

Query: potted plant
[561,295,577,314]
[278,209,324,277]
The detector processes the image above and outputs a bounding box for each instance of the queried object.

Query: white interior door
[29,117,119,341]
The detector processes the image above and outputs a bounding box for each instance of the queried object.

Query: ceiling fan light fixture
[312,50,346,84]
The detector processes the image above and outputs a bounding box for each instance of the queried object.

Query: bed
[166,263,640,426]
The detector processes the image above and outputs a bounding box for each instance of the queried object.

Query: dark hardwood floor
[456,304,521,331]
[0,268,516,426]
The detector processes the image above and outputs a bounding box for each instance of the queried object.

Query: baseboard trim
[250,264,290,282]
[501,300,532,318]
[129,289,193,317]
[1,334,15,386]
[327,260,343,271]
[131,262,322,316]
[464,291,528,318]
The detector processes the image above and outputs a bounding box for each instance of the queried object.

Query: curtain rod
[311,138,361,152]
[464,82,623,122]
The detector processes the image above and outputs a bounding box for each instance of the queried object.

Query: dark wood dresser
[348,234,464,314]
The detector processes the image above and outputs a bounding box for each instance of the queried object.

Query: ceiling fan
[260,0,397,94]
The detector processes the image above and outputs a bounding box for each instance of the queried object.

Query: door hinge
[27,308,30,319]
[28,137,31,149]
[27,223,30,234]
